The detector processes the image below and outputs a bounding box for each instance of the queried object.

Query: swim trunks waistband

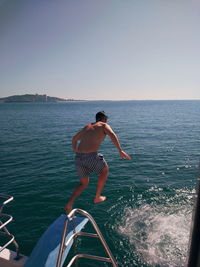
[75,152,98,157]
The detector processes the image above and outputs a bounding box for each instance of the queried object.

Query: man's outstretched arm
[104,124,131,160]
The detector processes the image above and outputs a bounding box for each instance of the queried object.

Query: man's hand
[119,150,131,160]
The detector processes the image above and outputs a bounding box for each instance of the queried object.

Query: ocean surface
[0,100,200,267]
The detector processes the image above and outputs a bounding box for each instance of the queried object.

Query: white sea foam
[118,191,193,267]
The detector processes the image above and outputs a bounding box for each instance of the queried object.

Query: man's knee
[100,166,109,176]
[80,177,89,188]
[104,165,109,173]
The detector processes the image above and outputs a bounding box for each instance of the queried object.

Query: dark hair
[96,111,108,122]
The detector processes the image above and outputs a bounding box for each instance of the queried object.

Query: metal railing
[0,194,20,257]
[56,208,118,267]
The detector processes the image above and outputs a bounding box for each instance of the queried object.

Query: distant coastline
[0,94,83,103]
[0,95,199,103]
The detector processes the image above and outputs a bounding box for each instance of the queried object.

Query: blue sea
[0,100,200,267]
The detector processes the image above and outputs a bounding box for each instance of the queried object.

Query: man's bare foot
[94,196,107,204]
[64,203,72,214]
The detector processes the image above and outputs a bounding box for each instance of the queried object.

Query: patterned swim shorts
[75,152,108,178]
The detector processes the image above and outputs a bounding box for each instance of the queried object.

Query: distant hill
[0,94,77,103]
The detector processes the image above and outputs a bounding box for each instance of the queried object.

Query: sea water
[0,100,199,267]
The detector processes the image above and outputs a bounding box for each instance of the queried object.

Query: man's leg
[64,177,89,213]
[94,166,109,203]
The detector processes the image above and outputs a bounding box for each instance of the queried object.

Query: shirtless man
[64,111,131,213]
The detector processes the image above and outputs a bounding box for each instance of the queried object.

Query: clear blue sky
[0,0,199,100]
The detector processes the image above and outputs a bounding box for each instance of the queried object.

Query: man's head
[96,111,108,122]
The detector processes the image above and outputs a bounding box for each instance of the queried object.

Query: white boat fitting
[0,194,117,267]
[0,195,28,267]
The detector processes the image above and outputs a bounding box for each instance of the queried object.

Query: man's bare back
[74,122,107,153]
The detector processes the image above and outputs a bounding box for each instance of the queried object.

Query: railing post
[56,216,69,267]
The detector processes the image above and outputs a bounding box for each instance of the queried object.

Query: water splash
[117,187,194,267]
